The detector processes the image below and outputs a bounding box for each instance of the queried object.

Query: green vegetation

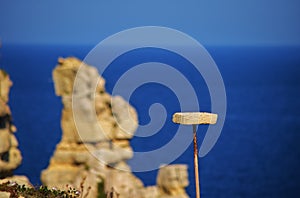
[0,176,109,198]
[0,182,80,198]
[97,181,106,198]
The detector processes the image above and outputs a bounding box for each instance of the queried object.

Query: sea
[1,45,300,197]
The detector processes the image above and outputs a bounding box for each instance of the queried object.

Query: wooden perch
[172,111,218,198]
[172,112,217,125]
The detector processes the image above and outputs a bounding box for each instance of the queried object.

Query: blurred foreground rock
[0,70,21,176]
[0,70,31,197]
[156,165,189,198]
[41,57,189,198]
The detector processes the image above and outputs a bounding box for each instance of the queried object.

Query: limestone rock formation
[140,165,189,198]
[41,57,141,198]
[0,70,31,198]
[0,175,32,188]
[156,165,189,198]
[0,191,10,198]
[41,57,189,198]
[0,70,22,178]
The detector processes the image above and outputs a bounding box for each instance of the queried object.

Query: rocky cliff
[41,57,189,198]
[0,70,22,178]
[0,69,31,198]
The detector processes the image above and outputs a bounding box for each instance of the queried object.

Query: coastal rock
[42,57,189,198]
[0,70,31,195]
[42,57,141,196]
[0,129,10,154]
[73,170,100,198]
[142,186,160,198]
[105,168,144,198]
[0,70,12,105]
[0,191,10,198]
[0,70,22,177]
[93,146,133,165]
[41,164,84,189]
[0,175,32,187]
[112,96,138,139]
[157,165,189,198]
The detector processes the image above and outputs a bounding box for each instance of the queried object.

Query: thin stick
[172,112,218,198]
[193,124,200,198]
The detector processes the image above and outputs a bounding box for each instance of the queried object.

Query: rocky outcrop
[156,165,189,198]
[41,57,190,198]
[0,70,22,178]
[0,70,31,198]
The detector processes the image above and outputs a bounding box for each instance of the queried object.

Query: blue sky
[0,0,299,46]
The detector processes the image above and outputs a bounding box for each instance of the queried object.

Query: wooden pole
[172,112,218,198]
[193,124,200,198]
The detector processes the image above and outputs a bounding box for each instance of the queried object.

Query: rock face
[41,57,189,198]
[0,70,22,178]
[156,165,189,198]
[0,70,31,198]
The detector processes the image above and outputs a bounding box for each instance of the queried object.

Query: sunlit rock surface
[0,70,22,177]
[0,70,31,197]
[41,57,189,198]
[157,165,189,198]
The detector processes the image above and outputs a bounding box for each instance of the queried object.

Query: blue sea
[1,45,300,197]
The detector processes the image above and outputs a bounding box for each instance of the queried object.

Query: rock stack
[156,165,189,198]
[41,57,190,198]
[0,70,21,177]
[0,70,31,198]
